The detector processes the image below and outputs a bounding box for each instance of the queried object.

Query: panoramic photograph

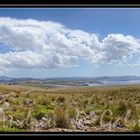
[0,8,140,132]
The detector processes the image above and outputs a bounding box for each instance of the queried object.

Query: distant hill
[92,76,140,81]
[0,76,12,81]
[0,75,140,85]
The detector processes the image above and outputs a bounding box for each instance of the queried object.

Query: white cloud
[0,17,140,74]
[101,34,140,64]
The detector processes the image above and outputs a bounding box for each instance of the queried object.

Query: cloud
[101,34,140,64]
[0,17,140,74]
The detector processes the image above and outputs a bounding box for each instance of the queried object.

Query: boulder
[0,95,5,100]
[24,99,33,107]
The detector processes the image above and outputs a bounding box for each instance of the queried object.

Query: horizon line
[0,75,140,79]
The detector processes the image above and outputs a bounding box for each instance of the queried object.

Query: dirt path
[21,88,34,94]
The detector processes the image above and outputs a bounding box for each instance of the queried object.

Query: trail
[21,88,34,94]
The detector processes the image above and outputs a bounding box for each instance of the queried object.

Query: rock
[24,99,33,107]
[51,103,55,106]
[84,120,91,125]
[0,95,5,100]
[0,108,4,119]
[80,111,86,116]
[85,115,91,120]
[2,102,10,110]
[0,108,3,113]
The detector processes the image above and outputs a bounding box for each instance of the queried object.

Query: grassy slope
[0,84,140,132]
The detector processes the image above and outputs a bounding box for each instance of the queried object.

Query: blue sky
[0,8,140,78]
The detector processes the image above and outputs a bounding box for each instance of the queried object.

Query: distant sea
[87,80,140,86]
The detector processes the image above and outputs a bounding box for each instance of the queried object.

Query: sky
[0,8,140,78]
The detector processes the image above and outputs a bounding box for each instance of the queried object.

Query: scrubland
[0,84,139,132]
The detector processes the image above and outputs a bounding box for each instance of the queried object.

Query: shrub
[57,96,65,104]
[33,105,49,119]
[39,98,50,106]
[6,111,25,120]
[130,121,140,132]
[68,107,77,119]
[90,99,95,105]
[55,106,71,129]
[117,101,127,115]
[0,125,26,132]
[84,99,88,105]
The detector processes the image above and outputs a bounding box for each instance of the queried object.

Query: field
[0,84,140,132]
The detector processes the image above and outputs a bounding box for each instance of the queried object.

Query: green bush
[0,125,26,132]
[117,101,127,115]
[33,105,49,119]
[130,121,140,132]
[68,107,77,119]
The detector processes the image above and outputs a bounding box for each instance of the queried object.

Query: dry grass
[0,84,139,131]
